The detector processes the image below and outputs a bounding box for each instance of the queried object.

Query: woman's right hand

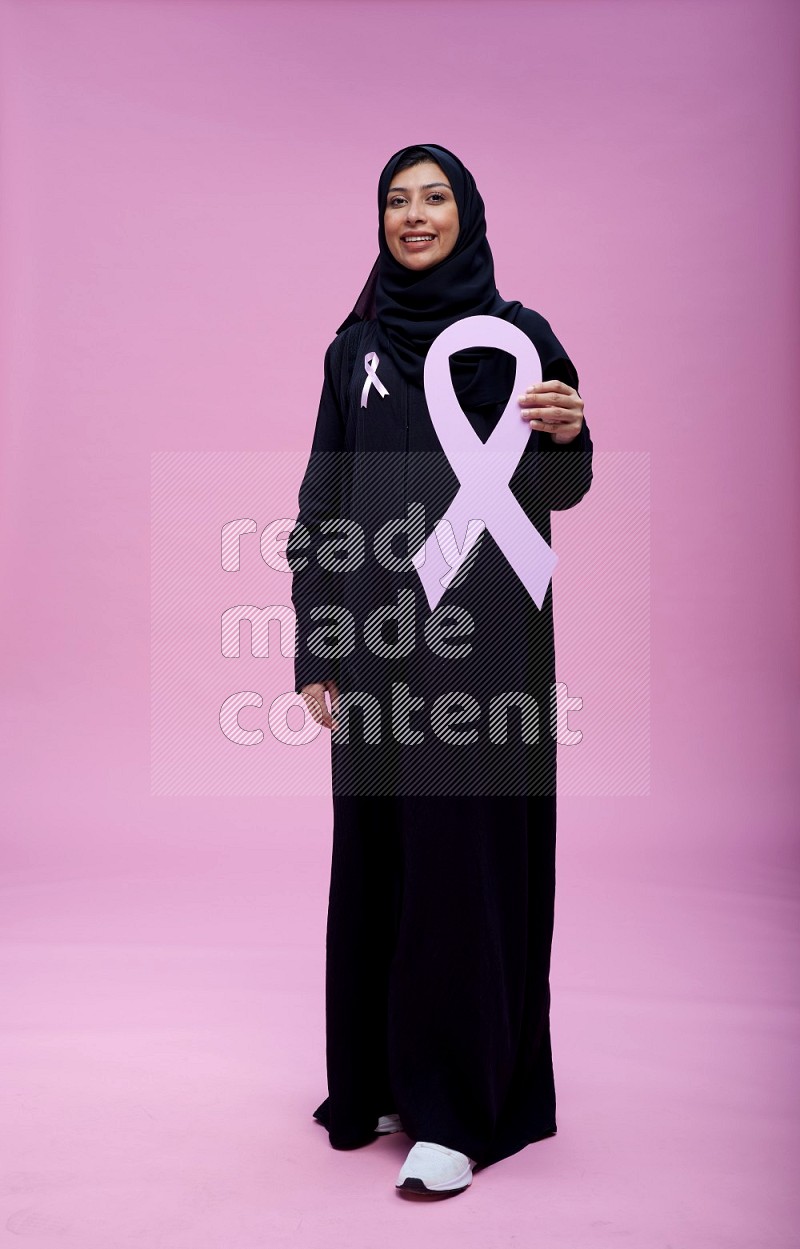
[300,680,340,731]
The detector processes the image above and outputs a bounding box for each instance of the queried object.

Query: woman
[288,143,592,1197]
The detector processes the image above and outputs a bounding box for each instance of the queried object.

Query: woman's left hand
[519,381,584,444]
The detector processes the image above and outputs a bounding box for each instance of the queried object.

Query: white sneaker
[396,1141,476,1195]
[375,1113,404,1134]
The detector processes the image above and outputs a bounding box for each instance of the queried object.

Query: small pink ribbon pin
[412,315,558,611]
[360,352,389,408]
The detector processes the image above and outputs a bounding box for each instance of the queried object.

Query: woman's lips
[401,234,436,249]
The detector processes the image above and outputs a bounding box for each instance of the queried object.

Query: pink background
[1,0,798,1245]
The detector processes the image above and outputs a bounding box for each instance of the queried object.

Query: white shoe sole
[396,1170,473,1195]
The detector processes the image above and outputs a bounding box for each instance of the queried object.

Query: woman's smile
[401,233,436,250]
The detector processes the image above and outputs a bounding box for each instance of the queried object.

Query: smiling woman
[383,161,460,269]
[288,143,593,1198]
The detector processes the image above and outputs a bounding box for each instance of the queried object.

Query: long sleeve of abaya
[288,337,349,695]
[502,309,594,515]
[536,353,593,511]
[510,365,593,521]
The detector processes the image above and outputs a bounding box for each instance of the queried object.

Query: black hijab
[337,143,527,411]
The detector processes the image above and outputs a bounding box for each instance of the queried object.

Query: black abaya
[289,313,593,1168]
[312,793,558,1168]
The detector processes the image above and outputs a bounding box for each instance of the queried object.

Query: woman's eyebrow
[387,182,452,194]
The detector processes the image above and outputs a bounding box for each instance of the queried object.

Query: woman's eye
[428,193,445,203]
[388,197,406,208]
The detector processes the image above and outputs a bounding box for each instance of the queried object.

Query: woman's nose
[406,200,426,223]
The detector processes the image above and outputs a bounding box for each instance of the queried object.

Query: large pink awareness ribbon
[412,315,558,612]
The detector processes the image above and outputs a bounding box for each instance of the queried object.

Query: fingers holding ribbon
[518,380,584,444]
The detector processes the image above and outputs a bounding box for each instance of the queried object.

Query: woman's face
[383,160,459,271]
